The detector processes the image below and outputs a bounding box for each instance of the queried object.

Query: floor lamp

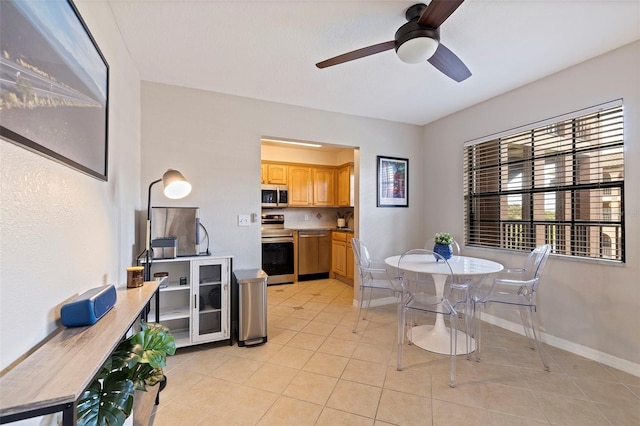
[144,169,192,281]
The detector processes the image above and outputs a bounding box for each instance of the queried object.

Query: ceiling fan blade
[418,0,465,28]
[428,43,471,82]
[316,41,395,68]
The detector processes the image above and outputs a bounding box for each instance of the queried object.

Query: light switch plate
[238,214,250,227]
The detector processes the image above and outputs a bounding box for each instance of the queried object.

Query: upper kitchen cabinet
[261,162,288,185]
[338,163,354,207]
[288,165,313,206]
[313,167,336,206]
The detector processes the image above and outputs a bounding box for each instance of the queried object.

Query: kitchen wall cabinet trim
[148,255,232,348]
[0,281,160,425]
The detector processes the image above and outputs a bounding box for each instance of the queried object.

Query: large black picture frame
[0,0,109,180]
[377,155,409,207]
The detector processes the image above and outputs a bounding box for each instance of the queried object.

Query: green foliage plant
[434,232,454,245]
[76,322,176,426]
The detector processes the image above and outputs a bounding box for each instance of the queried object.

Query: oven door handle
[262,237,294,244]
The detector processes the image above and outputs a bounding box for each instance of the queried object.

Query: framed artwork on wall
[377,155,409,207]
[0,0,109,180]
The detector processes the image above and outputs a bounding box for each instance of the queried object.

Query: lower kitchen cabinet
[148,255,232,347]
[331,231,354,283]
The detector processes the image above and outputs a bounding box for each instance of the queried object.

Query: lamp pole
[144,178,162,281]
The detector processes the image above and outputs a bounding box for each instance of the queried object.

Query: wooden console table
[0,281,160,425]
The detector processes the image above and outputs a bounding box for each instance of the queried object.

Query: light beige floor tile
[290,307,320,320]
[341,358,388,387]
[432,398,492,425]
[158,279,639,426]
[170,376,231,408]
[267,327,297,345]
[352,341,394,365]
[326,380,382,418]
[384,365,431,397]
[573,377,640,407]
[330,324,363,342]
[286,331,327,351]
[276,316,311,331]
[152,401,210,426]
[268,345,315,369]
[603,366,640,386]
[301,321,337,336]
[431,373,486,409]
[520,369,586,399]
[316,407,374,426]
[303,352,350,377]
[481,383,546,421]
[552,354,618,382]
[488,411,551,425]
[314,311,347,325]
[282,370,338,405]
[257,396,322,426]
[234,342,283,362]
[245,362,298,393]
[376,388,431,426]
[595,400,640,426]
[534,391,610,426]
[318,336,358,357]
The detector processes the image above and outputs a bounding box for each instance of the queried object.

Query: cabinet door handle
[194,295,197,309]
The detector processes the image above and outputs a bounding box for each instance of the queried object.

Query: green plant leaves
[77,322,175,425]
[77,370,134,426]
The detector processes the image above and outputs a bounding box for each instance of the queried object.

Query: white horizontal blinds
[464,103,624,261]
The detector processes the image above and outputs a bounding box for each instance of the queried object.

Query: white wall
[423,41,640,373]
[141,83,425,271]
[0,1,141,371]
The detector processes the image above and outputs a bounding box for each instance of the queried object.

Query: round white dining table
[385,254,503,355]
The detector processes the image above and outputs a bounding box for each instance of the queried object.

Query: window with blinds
[463,102,625,262]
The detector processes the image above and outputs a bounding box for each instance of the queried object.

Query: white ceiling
[104,0,640,126]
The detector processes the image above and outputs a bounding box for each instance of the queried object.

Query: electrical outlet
[304,214,309,221]
[238,214,250,227]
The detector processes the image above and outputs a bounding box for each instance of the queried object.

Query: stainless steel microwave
[261,184,288,208]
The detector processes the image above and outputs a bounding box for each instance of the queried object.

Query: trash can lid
[234,268,268,282]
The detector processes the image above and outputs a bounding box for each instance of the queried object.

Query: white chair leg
[449,313,457,388]
[397,306,406,371]
[527,307,550,371]
[352,285,365,333]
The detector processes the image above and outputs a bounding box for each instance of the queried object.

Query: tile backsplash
[264,207,354,230]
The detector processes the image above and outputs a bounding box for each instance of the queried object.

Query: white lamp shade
[397,37,439,64]
[162,169,192,199]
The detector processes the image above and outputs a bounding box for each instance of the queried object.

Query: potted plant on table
[76,322,176,426]
[433,232,454,260]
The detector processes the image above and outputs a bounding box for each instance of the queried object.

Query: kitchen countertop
[286,227,353,233]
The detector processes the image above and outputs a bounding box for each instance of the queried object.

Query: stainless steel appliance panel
[151,207,200,257]
[298,230,331,276]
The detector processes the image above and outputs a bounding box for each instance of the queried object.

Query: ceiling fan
[316,0,471,82]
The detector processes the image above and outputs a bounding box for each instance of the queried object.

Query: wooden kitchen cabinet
[261,163,288,184]
[288,166,313,206]
[332,231,354,283]
[313,167,336,206]
[338,163,354,207]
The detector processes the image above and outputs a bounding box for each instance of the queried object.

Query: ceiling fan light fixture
[396,36,439,64]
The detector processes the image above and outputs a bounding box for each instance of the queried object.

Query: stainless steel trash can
[234,269,268,346]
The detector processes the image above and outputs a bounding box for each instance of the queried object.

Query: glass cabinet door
[191,259,229,343]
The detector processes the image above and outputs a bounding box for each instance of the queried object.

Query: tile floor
[151,279,639,426]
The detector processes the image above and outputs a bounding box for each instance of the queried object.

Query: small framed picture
[377,156,408,207]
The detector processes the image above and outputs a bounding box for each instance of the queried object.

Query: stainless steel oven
[261,214,294,285]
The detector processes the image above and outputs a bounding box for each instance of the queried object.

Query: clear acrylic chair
[470,244,552,370]
[351,238,402,333]
[395,249,469,388]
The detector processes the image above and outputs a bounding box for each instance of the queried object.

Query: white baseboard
[481,312,640,378]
